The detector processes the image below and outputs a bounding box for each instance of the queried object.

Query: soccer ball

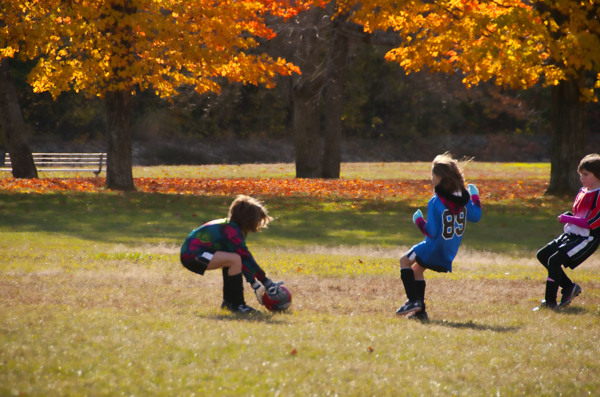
[262,285,292,312]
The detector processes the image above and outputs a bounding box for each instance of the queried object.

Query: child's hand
[264,279,284,297]
[251,281,265,305]
[413,209,429,236]
[468,184,479,196]
[558,211,573,222]
[468,184,481,208]
[412,209,424,224]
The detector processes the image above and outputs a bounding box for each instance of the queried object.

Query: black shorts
[540,233,600,269]
[415,256,450,273]
[180,251,214,275]
[407,249,450,273]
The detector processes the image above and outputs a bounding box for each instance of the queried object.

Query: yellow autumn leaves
[2,0,599,101]
[2,0,305,99]
[349,0,599,99]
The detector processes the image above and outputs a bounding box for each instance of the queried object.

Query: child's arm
[559,213,590,229]
[229,230,282,290]
[468,184,481,209]
[466,184,482,223]
[222,223,269,284]
[412,209,429,236]
[236,245,268,284]
[413,199,440,237]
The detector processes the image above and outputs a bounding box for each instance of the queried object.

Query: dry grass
[2,232,599,397]
[2,248,598,320]
[6,244,597,317]
[2,250,600,396]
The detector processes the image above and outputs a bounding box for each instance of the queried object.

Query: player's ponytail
[432,152,466,193]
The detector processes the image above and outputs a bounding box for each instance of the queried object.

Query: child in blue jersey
[535,154,600,310]
[180,195,284,314]
[396,153,482,320]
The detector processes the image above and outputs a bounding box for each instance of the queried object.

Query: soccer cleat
[395,300,423,316]
[559,283,582,307]
[221,301,257,314]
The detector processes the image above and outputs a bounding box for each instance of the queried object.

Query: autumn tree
[0,1,50,178]
[271,5,348,178]
[349,0,600,194]
[263,4,341,178]
[271,1,398,178]
[21,0,301,190]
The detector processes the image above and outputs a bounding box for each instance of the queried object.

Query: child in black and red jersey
[180,195,284,314]
[536,154,600,309]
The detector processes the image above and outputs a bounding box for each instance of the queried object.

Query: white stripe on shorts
[201,252,214,261]
[567,236,594,258]
[407,250,417,261]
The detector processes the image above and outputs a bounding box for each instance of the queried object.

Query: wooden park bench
[0,152,106,176]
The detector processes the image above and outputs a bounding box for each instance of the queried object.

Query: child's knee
[536,252,547,268]
[537,247,553,268]
[413,263,426,278]
[399,255,413,269]
[548,252,567,270]
[229,255,243,273]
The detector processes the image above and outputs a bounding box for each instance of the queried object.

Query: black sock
[415,280,426,308]
[223,270,246,305]
[401,268,418,301]
[544,277,558,304]
[222,268,231,302]
[548,263,572,291]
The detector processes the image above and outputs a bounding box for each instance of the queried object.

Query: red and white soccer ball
[262,285,292,312]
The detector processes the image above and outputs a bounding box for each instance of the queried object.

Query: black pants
[537,233,599,270]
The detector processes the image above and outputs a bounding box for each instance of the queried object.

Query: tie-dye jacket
[180,218,267,284]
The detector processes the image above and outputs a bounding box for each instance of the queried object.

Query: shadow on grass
[0,192,410,248]
[430,319,521,333]
[554,306,588,315]
[194,310,293,324]
[0,191,564,252]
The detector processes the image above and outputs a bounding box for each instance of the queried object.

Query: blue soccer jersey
[410,189,482,272]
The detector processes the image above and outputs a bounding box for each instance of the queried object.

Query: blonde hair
[578,154,600,179]
[432,152,467,193]
[228,195,273,234]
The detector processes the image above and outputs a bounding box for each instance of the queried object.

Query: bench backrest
[1,152,106,175]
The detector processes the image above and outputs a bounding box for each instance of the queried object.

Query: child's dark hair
[228,195,273,235]
[432,152,467,193]
[578,154,600,179]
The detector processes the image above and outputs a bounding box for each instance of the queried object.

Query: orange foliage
[2,0,307,99]
[0,177,547,203]
[349,0,600,99]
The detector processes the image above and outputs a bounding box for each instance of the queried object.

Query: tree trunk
[283,7,327,178]
[0,59,38,178]
[546,75,586,196]
[321,19,348,179]
[293,83,322,178]
[105,90,135,191]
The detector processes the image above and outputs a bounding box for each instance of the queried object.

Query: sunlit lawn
[2,162,598,396]
[0,161,550,180]
[127,161,550,181]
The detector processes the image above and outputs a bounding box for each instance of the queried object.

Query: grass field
[1,162,599,396]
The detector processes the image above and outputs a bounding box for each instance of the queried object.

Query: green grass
[128,161,550,180]
[1,163,599,396]
[0,192,564,253]
[0,161,550,180]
